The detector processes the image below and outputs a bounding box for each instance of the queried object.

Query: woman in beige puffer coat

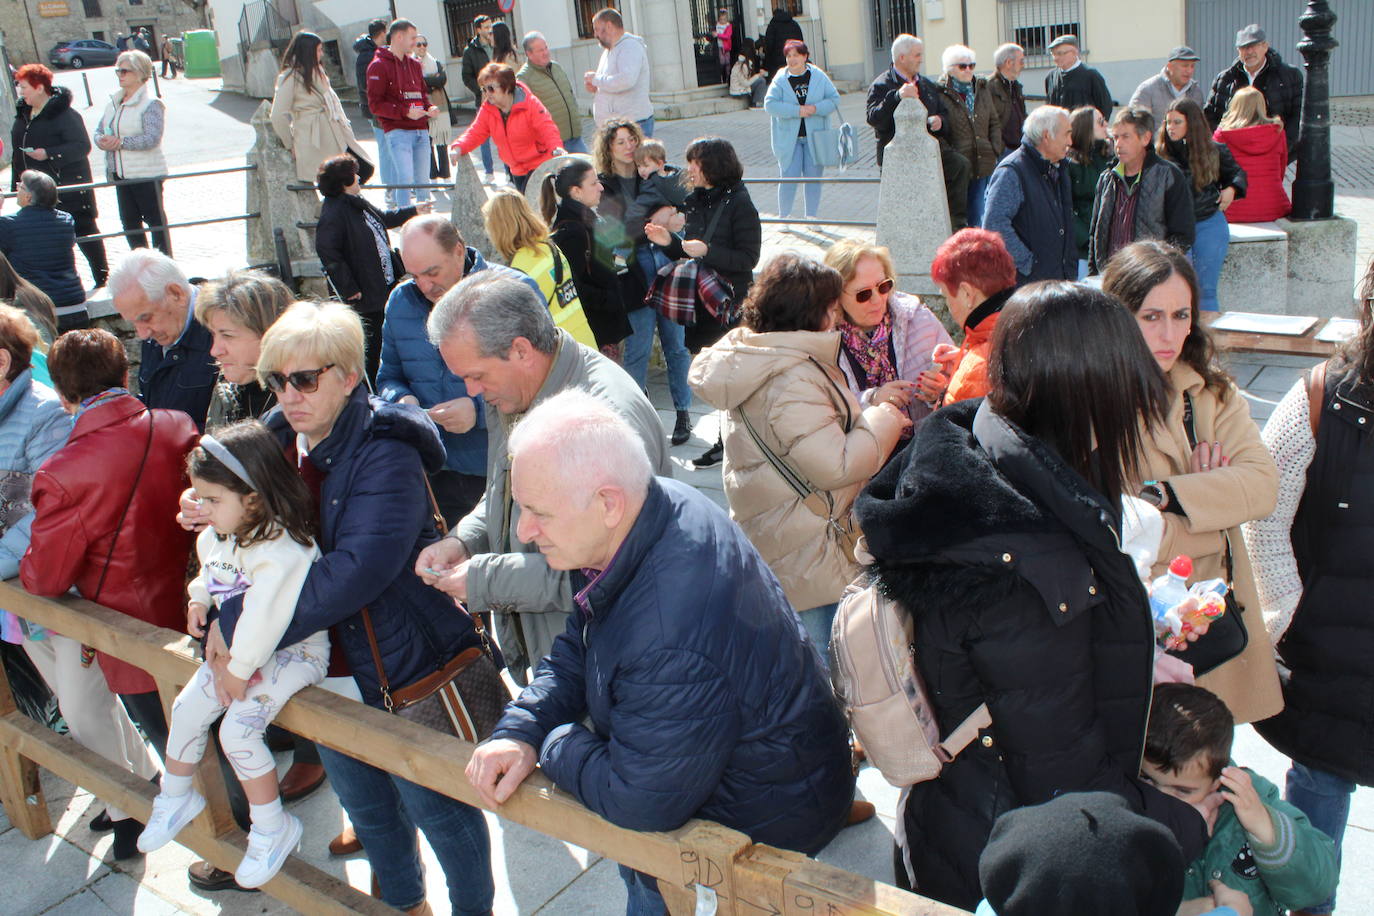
[690,253,908,656]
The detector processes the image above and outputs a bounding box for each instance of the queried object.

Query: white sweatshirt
[591,32,652,125]
[187,527,323,681]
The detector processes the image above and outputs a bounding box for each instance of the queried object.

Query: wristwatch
[1139,480,1168,510]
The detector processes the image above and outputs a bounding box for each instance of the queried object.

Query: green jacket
[1182,767,1337,916]
[1065,147,1110,260]
[516,59,581,142]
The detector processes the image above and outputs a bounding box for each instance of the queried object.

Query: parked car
[49,40,120,69]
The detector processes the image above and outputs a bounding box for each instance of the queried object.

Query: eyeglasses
[955,62,976,70]
[115,68,135,75]
[481,84,500,94]
[264,364,335,394]
[850,278,895,303]
[416,42,428,47]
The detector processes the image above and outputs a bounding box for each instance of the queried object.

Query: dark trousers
[940,145,972,231]
[65,209,108,284]
[429,469,486,529]
[119,690,169,765]
[114,176,172,256]
[430,144,451,180]
[358,309,384,389]
[57,312,90,334]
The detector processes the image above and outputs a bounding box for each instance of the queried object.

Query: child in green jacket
[1143,683,1338,916]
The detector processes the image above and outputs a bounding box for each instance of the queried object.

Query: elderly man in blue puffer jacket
[467,389,855,915]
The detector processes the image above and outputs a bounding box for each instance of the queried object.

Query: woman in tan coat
[689,253,909,657]
[269,31,372,183]
[1104,240,1282,724]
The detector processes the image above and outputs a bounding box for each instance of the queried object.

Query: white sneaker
[137,790,206,852]
[483,172,496,185]
[234,813,303,888]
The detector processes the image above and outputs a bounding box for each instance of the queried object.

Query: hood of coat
[1213,122,1284,156]
[18,85,75,122]
[353,35,376,55]
[690,326,843,411]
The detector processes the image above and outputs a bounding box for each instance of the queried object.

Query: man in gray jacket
[416,272,671,680]
[1129,46,1204,129]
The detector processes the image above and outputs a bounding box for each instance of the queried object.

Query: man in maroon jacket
[367,18,439,208]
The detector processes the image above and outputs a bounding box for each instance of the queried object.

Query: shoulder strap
[360,607,394,710]
[1181,392,1198,450]
[91,410,155,604]
[547,241,565,286]
[1307,359,1328,439]
[700,189,732,247]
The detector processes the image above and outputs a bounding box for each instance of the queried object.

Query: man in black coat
[866,34,972,228]
[1045,34,1113,120]
[762,6,803,76]
[108,250,217,430]
[1203,24,1304,162]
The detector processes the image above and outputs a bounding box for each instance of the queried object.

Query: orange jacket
[943,308,1001,406]
[453,82,563,177]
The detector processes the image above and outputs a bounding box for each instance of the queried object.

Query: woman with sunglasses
[822,238,952,430]
[93,50,170,255]
[200,301,496,915]
[925,228,1018,406]
[449,62,563,192]
[413,35,453,180]
[935,45,1002,228]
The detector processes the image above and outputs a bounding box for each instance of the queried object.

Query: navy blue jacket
[137,305,217,431]
[0,206,85,308]
[219,386,488,707]
[492,477,854,853]
[984,141,1077,283]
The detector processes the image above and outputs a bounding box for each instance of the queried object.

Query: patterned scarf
[838,311,897,390]
[951,76,976,116]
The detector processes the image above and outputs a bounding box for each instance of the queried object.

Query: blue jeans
[779,137,823,219]
[966,175,989,228]
[624,306,692,411]
[618,864,665,915]
[386,128,433,207]
[563,136,588,154]
[1285,761,1355,914]
[478,138,494,175]
[371,123,397,203]
[798,602,839,672]
[317,744,494,914]
[1190,209,1230,312]
[636,116,655,138]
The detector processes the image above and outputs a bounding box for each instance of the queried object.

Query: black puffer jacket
[550,196,632,348]
[855,399,1206,910]
[353,35,378,119]
[1161,135,1248,222]
[11,87,97,218]
[314,193,415,314]
[1204,49,1304,160]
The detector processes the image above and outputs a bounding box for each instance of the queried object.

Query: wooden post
[0,653,53,840]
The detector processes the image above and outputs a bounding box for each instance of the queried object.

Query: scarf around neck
[839,310,897,391]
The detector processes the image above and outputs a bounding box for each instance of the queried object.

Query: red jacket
[1214,123,1290,223]
[21,395,198,694]
[453,83,563,176]
[367,47,431,132]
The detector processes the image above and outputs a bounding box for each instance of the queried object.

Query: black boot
[671,410,691,446]
[692,437,724,469]
[112,817,145,860]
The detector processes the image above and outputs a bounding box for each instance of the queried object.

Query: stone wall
[1,0,209,66]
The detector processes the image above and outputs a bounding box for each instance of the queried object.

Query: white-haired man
[987,43,1026,157]
[982,105,1077,283]
[466,389,855,914]
[109,249,216,429]
[518,32,586,153]
[866,33,971,227]
[415,272,669,679]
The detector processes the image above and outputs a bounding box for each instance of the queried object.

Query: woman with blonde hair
[480,188,596,349]
[1214,86,1289,223]
[94,50,170,254]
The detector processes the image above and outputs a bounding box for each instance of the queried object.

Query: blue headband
[199,435,258,491]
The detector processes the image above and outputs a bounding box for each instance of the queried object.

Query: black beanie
[978,792,1185,916]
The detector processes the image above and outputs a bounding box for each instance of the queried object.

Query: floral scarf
[838,311,898,391]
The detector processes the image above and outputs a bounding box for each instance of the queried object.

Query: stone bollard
[246,100,320,274]
[448,142,495,259]
[876,97,951,296]
[523,153,596,216]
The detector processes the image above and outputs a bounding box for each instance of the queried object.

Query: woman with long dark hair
[855,282,1208,909]
[490,20,519,66]
[1156,98,1247,312]
[1065,104,1111,278]
[1243,254,1374,916]
[1103,240,1280,726]
[269,31,373,184]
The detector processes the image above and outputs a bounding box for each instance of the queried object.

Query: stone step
[655,93,749,121]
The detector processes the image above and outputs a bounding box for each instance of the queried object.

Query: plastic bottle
[1149,555,1193,637]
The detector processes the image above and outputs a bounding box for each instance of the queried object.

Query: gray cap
[1167,45,1200,62]
[1236,24,1266,47]
[1047,34,1079,51]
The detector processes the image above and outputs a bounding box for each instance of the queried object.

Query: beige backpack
[829,558,991,787]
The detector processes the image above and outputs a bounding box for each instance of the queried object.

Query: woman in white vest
[94,50,170,255]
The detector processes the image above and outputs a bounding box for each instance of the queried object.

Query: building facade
[0,0,209,66]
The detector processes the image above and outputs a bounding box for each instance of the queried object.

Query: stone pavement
[4,69,1373,914]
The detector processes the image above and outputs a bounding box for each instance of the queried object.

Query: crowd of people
[0,10,1369,916]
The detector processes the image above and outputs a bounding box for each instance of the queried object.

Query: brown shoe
[405,902,434,916]
[329,825,362,856]
[187,859,256,892]
[846,800,876,826]
[279,762,327,802]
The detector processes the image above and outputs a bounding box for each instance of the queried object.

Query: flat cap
[1167,45,1200,61]
[1047,34,1079,51]
[1236,24,1266,47]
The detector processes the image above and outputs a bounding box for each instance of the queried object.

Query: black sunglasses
[850,278,895,303]
[955,62,976,70]
[481,84,499,94]
[264,364,335,394]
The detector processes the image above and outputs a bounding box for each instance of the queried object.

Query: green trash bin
[181,29,221,79]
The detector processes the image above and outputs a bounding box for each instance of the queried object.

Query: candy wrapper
[1153,578,1228,651]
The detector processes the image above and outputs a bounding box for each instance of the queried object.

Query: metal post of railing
[81,72,93,108]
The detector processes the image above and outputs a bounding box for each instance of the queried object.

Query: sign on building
[38,0,71,16]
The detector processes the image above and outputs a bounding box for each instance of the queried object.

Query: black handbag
[1164,394,1249,676]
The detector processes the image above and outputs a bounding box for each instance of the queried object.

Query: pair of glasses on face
[481,84,500,94]
[850,278,895,303]
[115,68,135,76]
[416,42,428,48]
[264,364,334,394]
[954,62,976,70]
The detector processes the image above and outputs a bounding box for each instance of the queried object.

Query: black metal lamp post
[1291,0,1339,220]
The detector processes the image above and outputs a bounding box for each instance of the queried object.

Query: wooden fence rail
[0,582,968,916]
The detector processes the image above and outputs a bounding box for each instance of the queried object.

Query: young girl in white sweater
[138,420,325,888]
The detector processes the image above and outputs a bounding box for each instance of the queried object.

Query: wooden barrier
[0,583,968,916]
